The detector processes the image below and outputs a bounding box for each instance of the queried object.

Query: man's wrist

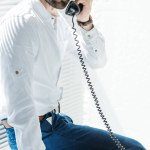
[80,23,94,31]
[77,15,94,31]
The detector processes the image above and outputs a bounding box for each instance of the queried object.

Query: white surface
[82,0,150,149]
[62,0,150,149]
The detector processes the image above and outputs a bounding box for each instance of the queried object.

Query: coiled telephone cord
[71,15,126,150]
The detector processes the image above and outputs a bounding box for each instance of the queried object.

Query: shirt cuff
[79,26,104,57]
[79,25,99,40]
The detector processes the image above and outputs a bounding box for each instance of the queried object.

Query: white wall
[81,0,150,149]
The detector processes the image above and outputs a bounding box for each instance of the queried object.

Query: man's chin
[45,0,70,9]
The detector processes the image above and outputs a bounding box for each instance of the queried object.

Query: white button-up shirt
[0,0,107,149]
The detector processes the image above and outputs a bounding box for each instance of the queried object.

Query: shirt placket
[44,16,57,38]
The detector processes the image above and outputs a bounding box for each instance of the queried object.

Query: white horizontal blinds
[0,123,8,149]
[58,56,85,125]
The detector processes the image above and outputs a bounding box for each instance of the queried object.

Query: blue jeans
[3,111,146,150]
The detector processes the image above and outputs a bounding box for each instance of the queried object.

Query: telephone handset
[65,1,83,16]
[65,1,126,150]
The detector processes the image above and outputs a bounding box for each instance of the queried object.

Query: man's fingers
[76,0,85,4]
[76,0,93,6]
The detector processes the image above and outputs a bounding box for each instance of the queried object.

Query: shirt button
[15,70,19,74]
[14,68,24,77]
[95,49,98,52]
[87,35,91,37]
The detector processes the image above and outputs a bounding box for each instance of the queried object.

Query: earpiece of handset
[65,1,83,16]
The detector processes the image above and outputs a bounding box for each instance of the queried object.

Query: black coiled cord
[71,15,126,150]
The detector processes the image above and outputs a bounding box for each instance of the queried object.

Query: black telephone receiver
[65,1,83,16]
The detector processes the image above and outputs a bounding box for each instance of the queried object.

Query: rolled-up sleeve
[78,25,107,69]
[0,17,45,150]
[64,21,107,69]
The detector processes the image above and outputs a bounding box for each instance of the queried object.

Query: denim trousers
[3,111,146,150]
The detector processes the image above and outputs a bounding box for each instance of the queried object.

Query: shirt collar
[29,0,60,21]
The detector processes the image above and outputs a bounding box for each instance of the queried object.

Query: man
[0,0,146,149]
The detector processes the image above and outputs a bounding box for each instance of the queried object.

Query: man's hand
[76,0,93,22]
[1,120,13,128]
